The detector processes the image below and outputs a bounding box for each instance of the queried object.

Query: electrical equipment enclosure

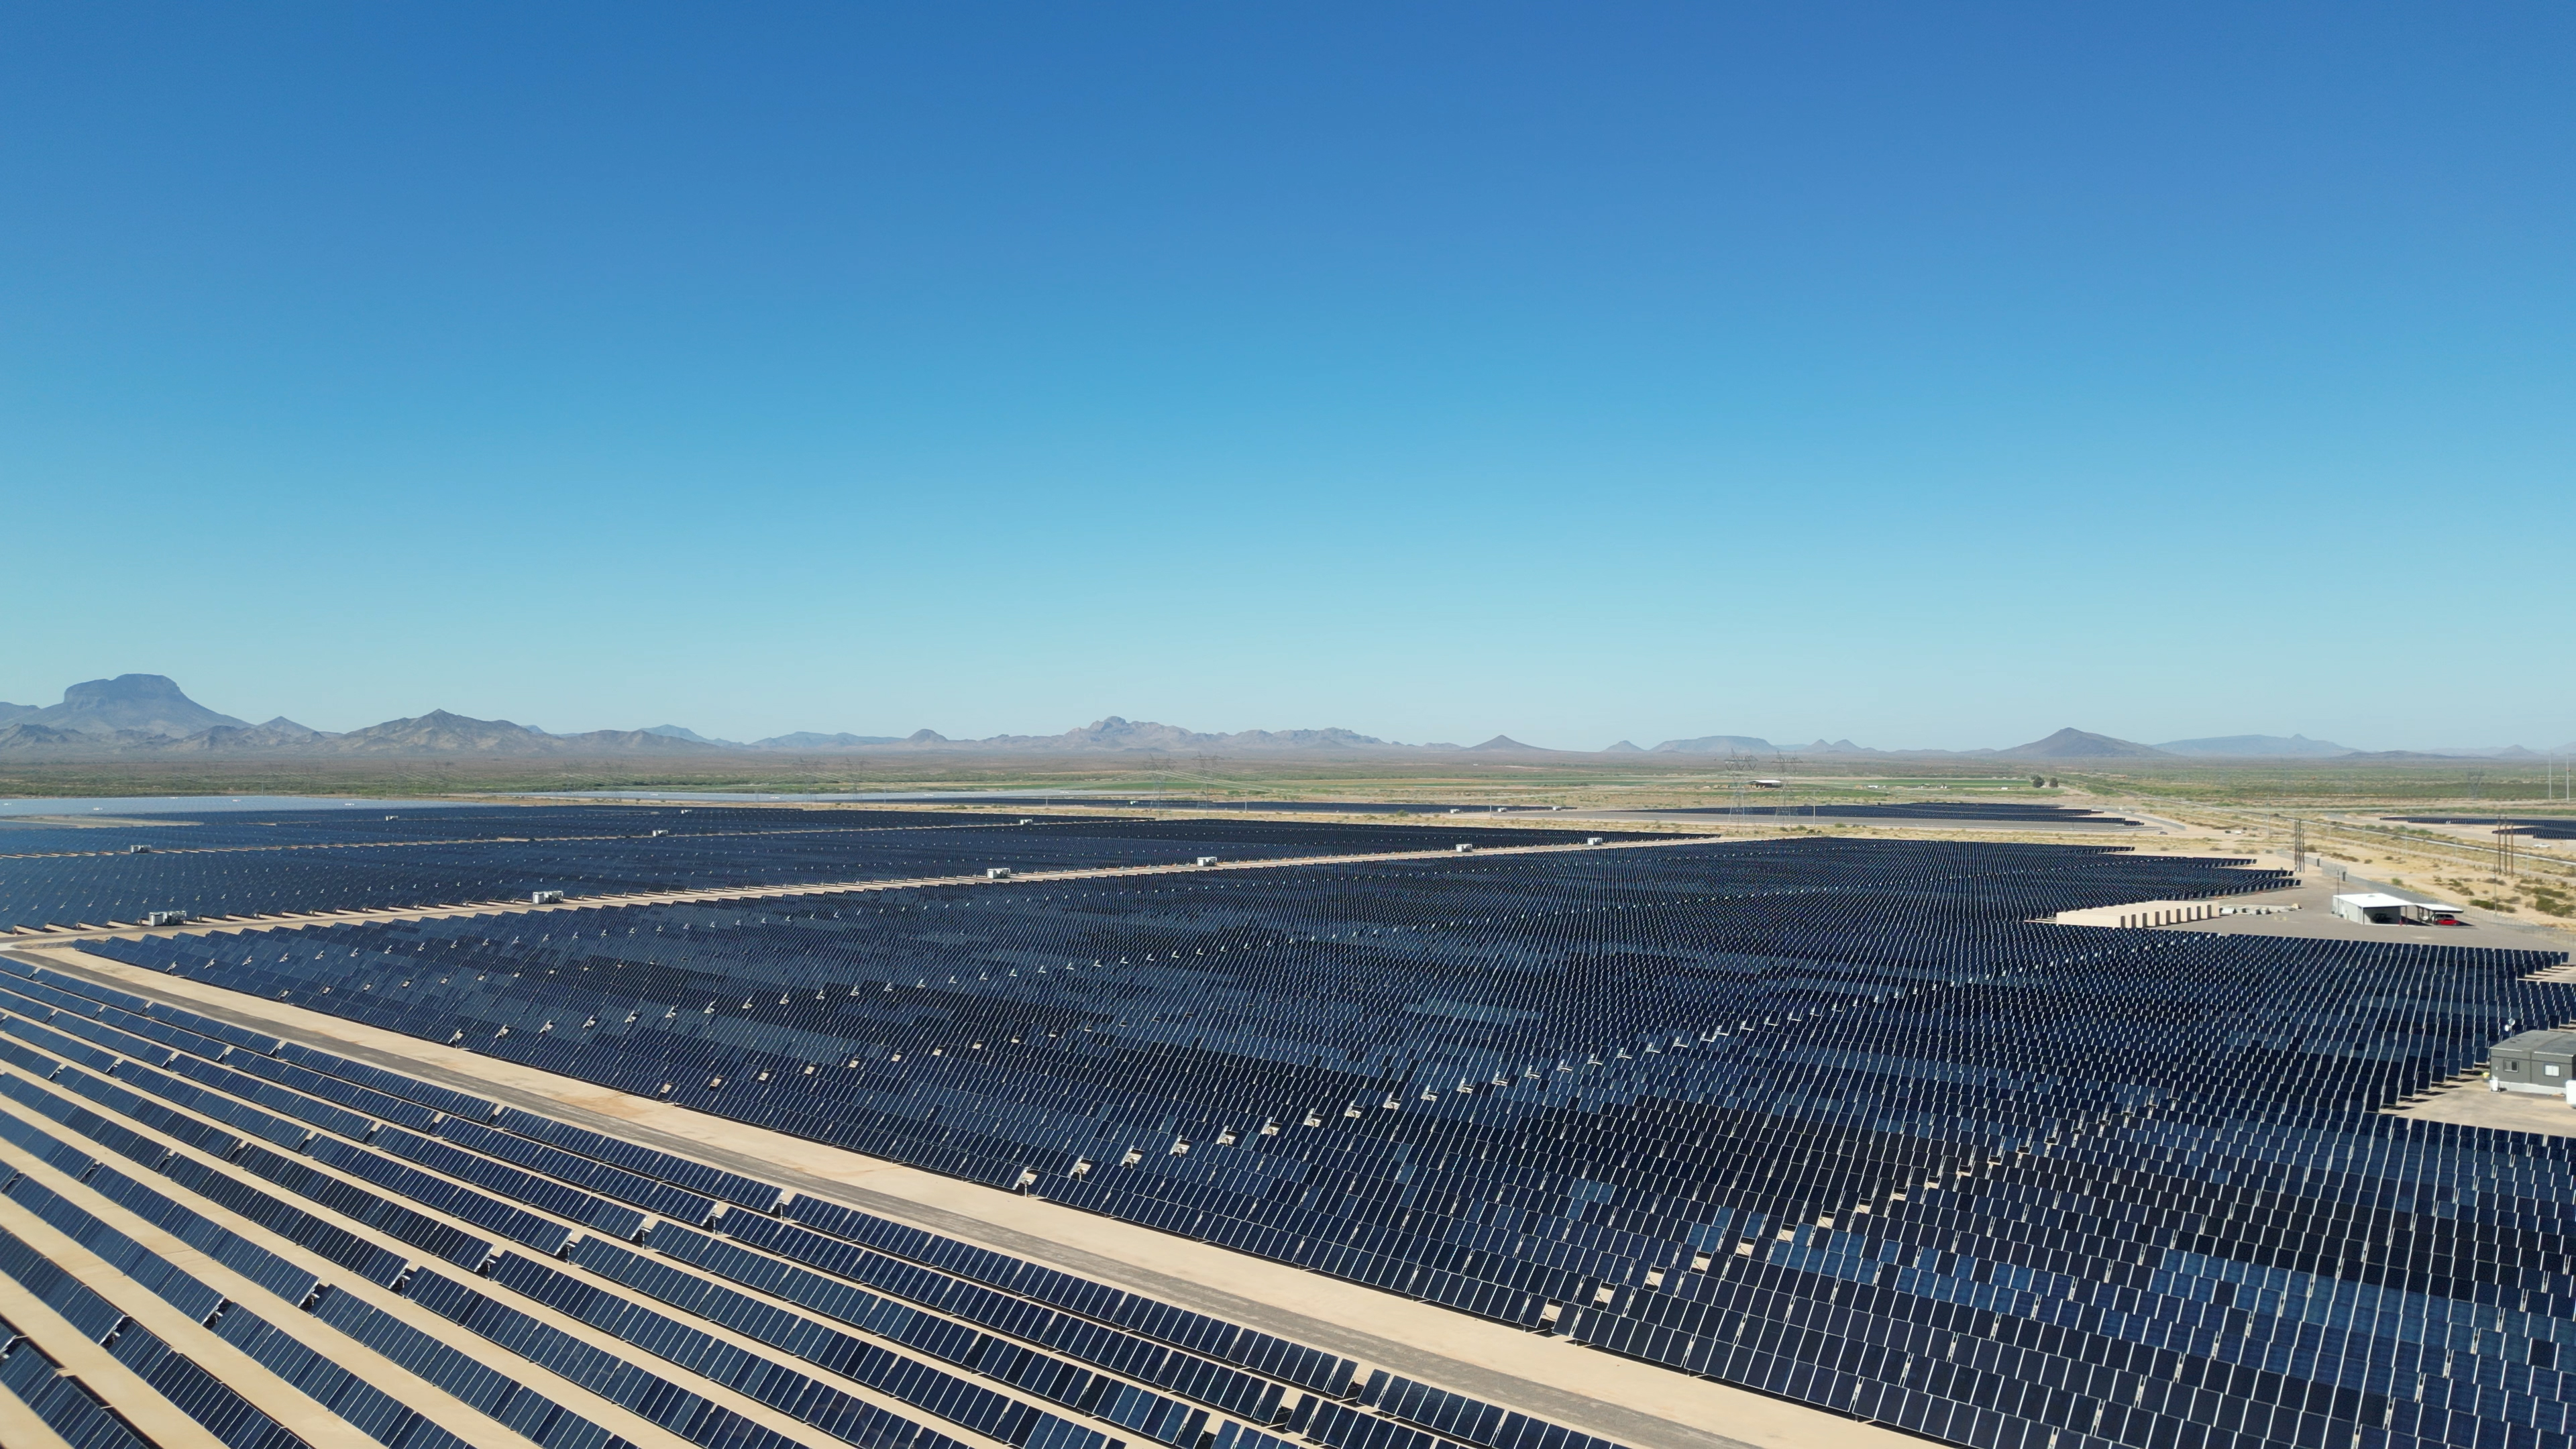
[2330,892,2411,924]
[2488,1028,2576,1095]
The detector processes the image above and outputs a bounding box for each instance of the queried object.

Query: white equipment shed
[2330,892,2412,924]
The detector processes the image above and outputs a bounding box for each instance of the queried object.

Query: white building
[2330,892,2412,924]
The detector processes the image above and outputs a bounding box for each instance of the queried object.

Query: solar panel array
[568,800,1566,818]
[0,945,1617,1449]
[1649,803,2141,826]
[0,805,1640,931]
[2387,816,2576,843]
[0,803,629,855]
[7,822,2574,1449]
[81,835,2576,1449]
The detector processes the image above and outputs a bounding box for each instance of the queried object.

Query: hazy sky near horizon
[5,4,2569,751]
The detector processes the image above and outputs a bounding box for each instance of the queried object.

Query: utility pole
[1191,753,1230,808]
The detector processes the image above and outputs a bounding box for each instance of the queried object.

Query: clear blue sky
[5,4,2569,751]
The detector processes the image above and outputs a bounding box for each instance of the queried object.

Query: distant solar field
[2387,814,2576,841]
[0,802,982,855]
[0,805,1645,930]
[1635,801,2143,824]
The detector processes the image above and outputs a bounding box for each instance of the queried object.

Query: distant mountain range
[0,676,2563,761]
[0,681,719,758]
[2154,733,2353,758]
[0,680,1468,758]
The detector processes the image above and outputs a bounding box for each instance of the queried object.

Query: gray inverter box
[2488,1029,2576,1096]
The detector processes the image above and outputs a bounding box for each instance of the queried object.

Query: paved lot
[2390,1069,2576,1138]
[2099,860,2573,949]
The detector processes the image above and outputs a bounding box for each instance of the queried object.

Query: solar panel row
[103,1318,315,1449]
[647,1218,1288,1424]
[744,1203,1355,1397]
[0,1320,155,1449]
[305,1282,638,1449]
[0,945,1615,1449]
[435,1114,720,1225]
[0,1211,318,1449]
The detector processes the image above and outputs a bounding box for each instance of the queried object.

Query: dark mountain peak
[340,710,539,743]
[67,673,184,702]
[32,674,246,737]
[1599,739,1644,753]
[1650,734,1778,755]
[2000,727,2171,759]
[643,724,741,746]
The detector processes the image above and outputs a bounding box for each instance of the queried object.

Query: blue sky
[5,4,2569,751]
